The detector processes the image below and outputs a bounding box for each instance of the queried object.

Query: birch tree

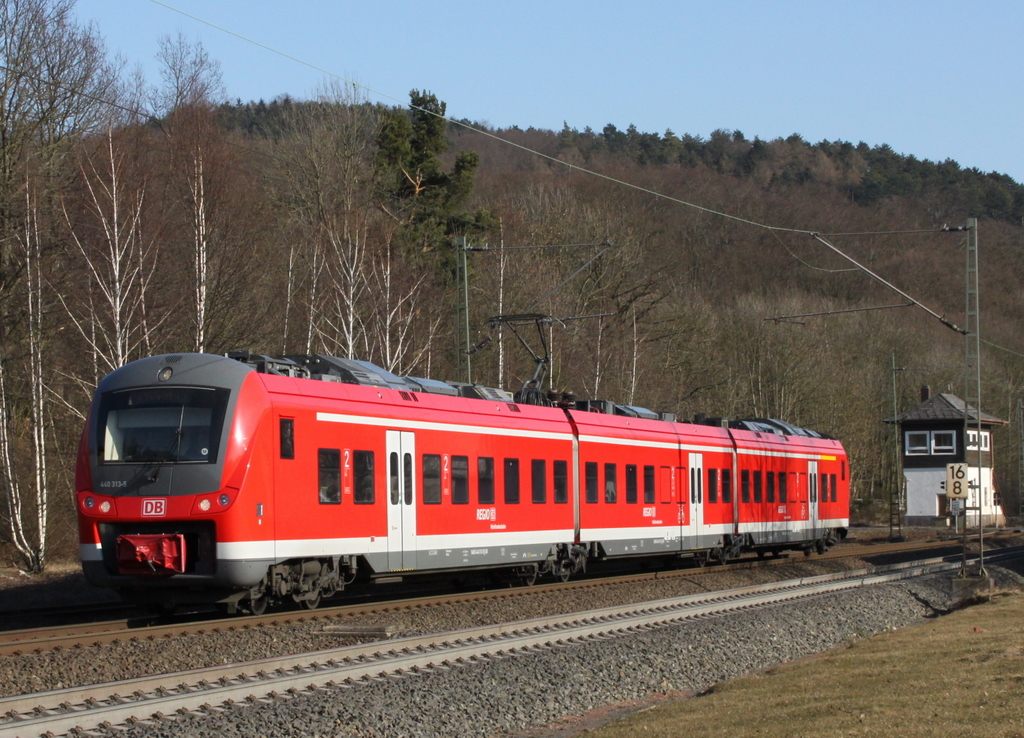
[271,82,379,357]
[0,0,116,571]
[60,128,158,375]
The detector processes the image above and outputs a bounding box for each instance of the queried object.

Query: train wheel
[815,539,826,555]
[248,595,269,616]
[520,567,538,587]
[301,591,322,610]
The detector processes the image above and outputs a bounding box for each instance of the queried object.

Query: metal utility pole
[1018,398,1024,520]
[961,218,985,577]
[454,237,472,383]
[889,353,906,541]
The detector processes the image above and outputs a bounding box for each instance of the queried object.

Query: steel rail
[1,552,1005,738]
[0,536,974,656]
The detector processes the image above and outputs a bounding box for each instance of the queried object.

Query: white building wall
[904,466,1003,526]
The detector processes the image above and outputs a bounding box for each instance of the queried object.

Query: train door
[660,465,684,550]
[808,460,819,541]
[689,452,704,542]
[386,430,417,571]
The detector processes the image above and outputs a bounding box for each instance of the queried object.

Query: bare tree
[153,33,225,353]
[60,128,158,375]
[270,81,379,356]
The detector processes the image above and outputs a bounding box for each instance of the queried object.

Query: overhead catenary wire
[144,0,1024,359]
[16,0,1019,361]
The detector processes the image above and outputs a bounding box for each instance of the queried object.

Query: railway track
[0,535,982,657]
[1,550,1006,738]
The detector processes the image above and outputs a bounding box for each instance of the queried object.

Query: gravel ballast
[4,551,1023,737]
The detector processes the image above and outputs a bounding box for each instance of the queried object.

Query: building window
[905,431,930,455]
[931,431,956,455]
[968,430,991,451]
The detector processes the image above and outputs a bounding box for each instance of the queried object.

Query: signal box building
[889,388,1006,527]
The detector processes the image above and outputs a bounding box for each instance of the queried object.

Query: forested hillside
[3,0,1023,571]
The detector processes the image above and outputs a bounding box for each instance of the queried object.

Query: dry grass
[582,589,1024,738]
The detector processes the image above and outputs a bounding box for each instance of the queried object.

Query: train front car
[76,354,270,612]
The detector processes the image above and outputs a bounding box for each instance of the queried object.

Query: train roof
[223,350,831,441]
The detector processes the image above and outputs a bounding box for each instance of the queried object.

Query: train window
[280,418,294,459]
[318,449,341,505]
[830,473,837,502]
[604,463,617,503]
[354,450,374,504]
[778,472,788,503]
[721,469,731,503]
[452,455,469,504]
[707,468,718,504]
[554,460,568,504]
[99,386,229,465]
[585,462,599,503]
[403,453,413,505]
[767,471,775,503]
[532,459,547,504]
[753,471,763,503]
[644,466,655,504]
[504,458,520,504]
[841,461,846,481]
[390,452,400,504]
[478,457,495,505]
[820,473,828,505]
[741,470,750,503]
[423,454,441,504]
[626,465,638,504]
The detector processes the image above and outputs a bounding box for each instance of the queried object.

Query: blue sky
[76,0,1024,183]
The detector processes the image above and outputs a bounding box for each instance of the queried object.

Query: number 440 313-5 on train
[76,351,848,615]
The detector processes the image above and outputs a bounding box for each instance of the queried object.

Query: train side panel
[261,375,577,576]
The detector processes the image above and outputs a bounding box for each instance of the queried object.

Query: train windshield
[98,387,230,464]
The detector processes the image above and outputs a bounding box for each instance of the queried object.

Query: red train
[76,352,849,614]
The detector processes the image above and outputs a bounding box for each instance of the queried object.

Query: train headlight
[99,501,111,513]
[84,496,95,509]
[218,494,230,507]
[198,498,212,512]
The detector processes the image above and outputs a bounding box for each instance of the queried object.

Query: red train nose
[116,534,187,575]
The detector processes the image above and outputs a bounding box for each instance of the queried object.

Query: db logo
[141,499,167,517]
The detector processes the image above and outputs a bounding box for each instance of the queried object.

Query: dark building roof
[885,392,1007,426]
